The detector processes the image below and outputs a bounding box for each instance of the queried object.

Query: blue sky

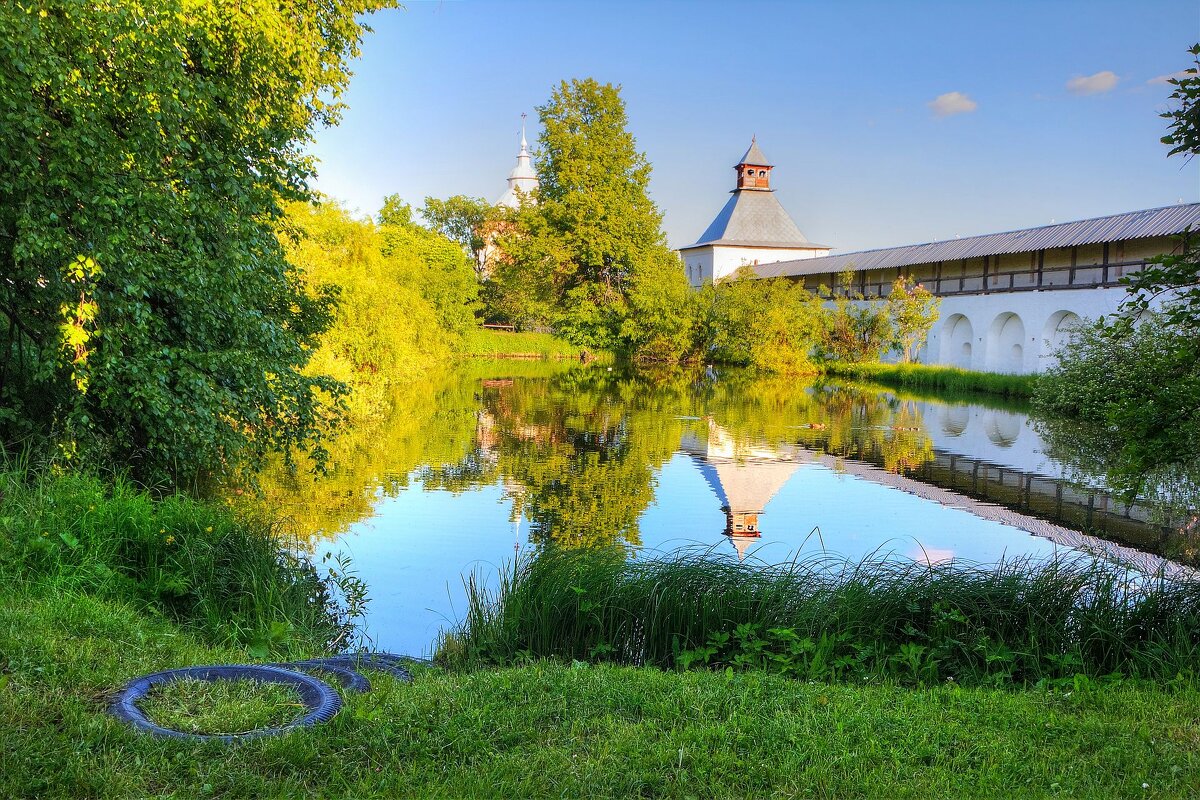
[309,0,1200,252]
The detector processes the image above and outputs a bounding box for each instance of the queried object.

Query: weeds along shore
[0,466,358,658]
[821,362,1038,400]
[441,547,1200,686]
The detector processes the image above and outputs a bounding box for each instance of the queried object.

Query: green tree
[378,195,480,339]
[497,78,677,351]
[420,195,496,280]
[1034,315,1200,511]
[620,250,700,364]
[887,276,940,363]
[1036,44,1200,506]
[0,0,393,486]
[702,270,823,375]
[281,200,455,421]
[816,272,893,364]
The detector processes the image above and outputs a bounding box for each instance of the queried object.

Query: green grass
[139,679,305,736]
[2,586,1199,799]
[822,361,1039,399]
[4,465,1199,796]
[0,467,349,657]
[462,328,599,360]
[443,548,1200,686]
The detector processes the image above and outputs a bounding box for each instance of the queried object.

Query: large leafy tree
[0,0,392,486]
[497,78,678,351]
[1035,44,1200,509]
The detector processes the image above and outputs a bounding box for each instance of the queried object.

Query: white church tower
[679,138,830,287]
[495,115,539,208]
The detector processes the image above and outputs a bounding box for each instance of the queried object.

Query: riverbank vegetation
[1033,53,1200,522]
[443,548,1200,686]
[0,466,355,656]
[4,585,1200,798]
[463,328,593,359]
[826,362,1038,399]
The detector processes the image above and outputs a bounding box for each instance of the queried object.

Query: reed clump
[823,362,1038,399]
[441,547,1200,686]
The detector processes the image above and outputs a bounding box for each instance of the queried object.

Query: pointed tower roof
[738,136,772,167]
[496,115,539,208]
[681,138,828,251]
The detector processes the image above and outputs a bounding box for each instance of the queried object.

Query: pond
[258,361,1195,657]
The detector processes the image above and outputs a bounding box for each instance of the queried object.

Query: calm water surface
[261,361,1189,656]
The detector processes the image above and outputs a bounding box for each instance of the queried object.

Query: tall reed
[441,547,1200,685]
[823,362,1038,399]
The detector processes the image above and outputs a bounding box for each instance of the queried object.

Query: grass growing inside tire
[138,678,306,736]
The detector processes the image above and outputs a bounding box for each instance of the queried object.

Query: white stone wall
[916,286,1130,374]
[682,244,829,288]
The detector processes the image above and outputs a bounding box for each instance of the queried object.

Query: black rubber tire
[109,664,342,742]
[270,661,371,693]
[301,654,415,682]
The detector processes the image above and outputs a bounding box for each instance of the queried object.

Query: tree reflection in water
[256,363,955,552]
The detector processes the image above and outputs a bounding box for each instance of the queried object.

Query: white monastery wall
[914,285,1130,374]
[684,245,827,287]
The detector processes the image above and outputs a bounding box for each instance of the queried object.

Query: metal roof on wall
[752,203,1200,279]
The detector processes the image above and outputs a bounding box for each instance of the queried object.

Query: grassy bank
[823,361,1038,399]
[462,328,597,360]
[444,549,1200,686]
[3,587,1199,798]
[0,467,351,656]
[4,470,1199,796]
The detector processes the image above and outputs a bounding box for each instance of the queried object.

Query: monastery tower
[679,138,830,287]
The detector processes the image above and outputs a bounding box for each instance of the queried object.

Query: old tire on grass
[110,664,342,742]
[268,661,371,693]
[297,653,415,682]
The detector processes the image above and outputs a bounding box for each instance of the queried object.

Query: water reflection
[252,363,1197,654]
[260,364,1192,563]
[680,419,802,558]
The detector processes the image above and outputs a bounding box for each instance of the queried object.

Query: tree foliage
[281,199,476,421]
[1034,316,1200,510]
[420,195,495,280]
[1160,43,1200,160]
[487,79,678,353]
[816,273,893,364]
[0,0,393,486]
[700,271,823,375]
[887,276,940,363]
[1123,43,1200,327]
[1036,44,1200,510]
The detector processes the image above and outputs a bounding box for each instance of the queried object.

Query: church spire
[496,113,539,208]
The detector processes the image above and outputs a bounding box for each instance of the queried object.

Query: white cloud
[927,91,978,118]
[1066,70,1118,95]
[1148,70,1194,85]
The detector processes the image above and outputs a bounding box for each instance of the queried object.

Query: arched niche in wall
[985,312,1027,374]
[939,314,974,369]
[1039,310,1083,368]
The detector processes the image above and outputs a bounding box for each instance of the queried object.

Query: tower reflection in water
[681,417,803,560]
